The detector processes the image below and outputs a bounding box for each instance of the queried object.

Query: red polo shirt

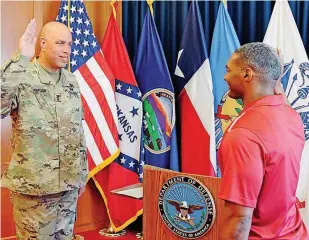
[218,95,309,239]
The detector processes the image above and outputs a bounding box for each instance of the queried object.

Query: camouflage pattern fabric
[10,189,78,240]
[1,51,88,196]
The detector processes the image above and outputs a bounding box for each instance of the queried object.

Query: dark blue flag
[133,4,179,171]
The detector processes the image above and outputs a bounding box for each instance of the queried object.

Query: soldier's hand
[19,19,37,59]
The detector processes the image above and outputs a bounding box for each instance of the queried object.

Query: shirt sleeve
[218,127,266,208]
[1,52,30,119]
[80,103,89,187]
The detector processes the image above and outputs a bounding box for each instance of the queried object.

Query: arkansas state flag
[99,2,143,232]
[174,0,216,176]
[133,1,179,171]
[210,2,241,156]
[264,0,309,227]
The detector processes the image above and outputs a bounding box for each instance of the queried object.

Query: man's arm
[1,19,36,118]
[1,54,31,118]
[219,200,254,240]
[78,107,89,197]
[218,128,265,239]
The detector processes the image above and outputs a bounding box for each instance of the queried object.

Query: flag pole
[98,1,126,235]
[67,0,71,72]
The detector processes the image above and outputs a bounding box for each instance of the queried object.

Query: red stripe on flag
[86,149,96,173]
[93,51,115,91]
[81,96,111,161]
[179,90,215,176]
[79,64,119,145]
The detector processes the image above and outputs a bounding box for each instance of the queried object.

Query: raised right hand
[18,19,37,59]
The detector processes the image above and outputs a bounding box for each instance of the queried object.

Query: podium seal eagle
[158,176,216,239]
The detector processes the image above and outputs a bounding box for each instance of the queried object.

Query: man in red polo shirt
[218,42,309,239]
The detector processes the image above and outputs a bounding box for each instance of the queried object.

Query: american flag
[57,0,120,177]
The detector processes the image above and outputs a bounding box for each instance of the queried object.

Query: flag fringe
[92,177,143,232]
[87,148,120,182]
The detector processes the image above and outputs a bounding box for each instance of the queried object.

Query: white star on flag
[74,38,80,46]
[71,59,77,66]
[71,6,76,13]
[126,87,133,94]
[60,15,67,22]
[77,17,82,25]
[63,4,68,12]
[82,40,89,47]
[129,161,135,168]
[91,41,97,48]
[81,50,87,57]
[116,83,122,90]
[120,157,126,164]
[77,7,84,14]
[75,28,81,36]
[84,29,90,36]
[72,49,79,57]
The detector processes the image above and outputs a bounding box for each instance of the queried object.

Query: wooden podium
[143,165,223,240]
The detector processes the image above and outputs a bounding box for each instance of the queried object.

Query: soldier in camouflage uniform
[1,19,88,240]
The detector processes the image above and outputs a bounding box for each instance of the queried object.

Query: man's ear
[40,37,46,51]
[244,68,253,82]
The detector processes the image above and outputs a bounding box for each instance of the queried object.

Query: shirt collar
[243,94,285,111]
[33,58,70,87]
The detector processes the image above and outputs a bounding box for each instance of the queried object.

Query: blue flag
[210,2,241,150]
[133,7,179,171]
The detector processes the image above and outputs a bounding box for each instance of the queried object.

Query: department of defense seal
[158,176,216,239]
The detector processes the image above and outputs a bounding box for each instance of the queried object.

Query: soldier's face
[43,27,72,69]
[224,54,245,99]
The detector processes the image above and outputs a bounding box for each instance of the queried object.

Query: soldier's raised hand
[19,19,37,59]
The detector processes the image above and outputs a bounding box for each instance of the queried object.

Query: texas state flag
[174,0,216,176]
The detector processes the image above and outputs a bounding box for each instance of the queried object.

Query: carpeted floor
[2,230,141,240]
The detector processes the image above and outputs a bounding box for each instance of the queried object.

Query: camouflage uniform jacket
[1,52,88,196]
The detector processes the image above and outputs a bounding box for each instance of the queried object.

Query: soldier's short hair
[234,42,281,81]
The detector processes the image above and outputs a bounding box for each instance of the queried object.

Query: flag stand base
[99,226,126,237]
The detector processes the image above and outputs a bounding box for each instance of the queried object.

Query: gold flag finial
[110,0,117,19]
[147,0,154,16]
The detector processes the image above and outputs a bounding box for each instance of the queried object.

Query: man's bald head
[39,21,72,71]
[40,21,71,40]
